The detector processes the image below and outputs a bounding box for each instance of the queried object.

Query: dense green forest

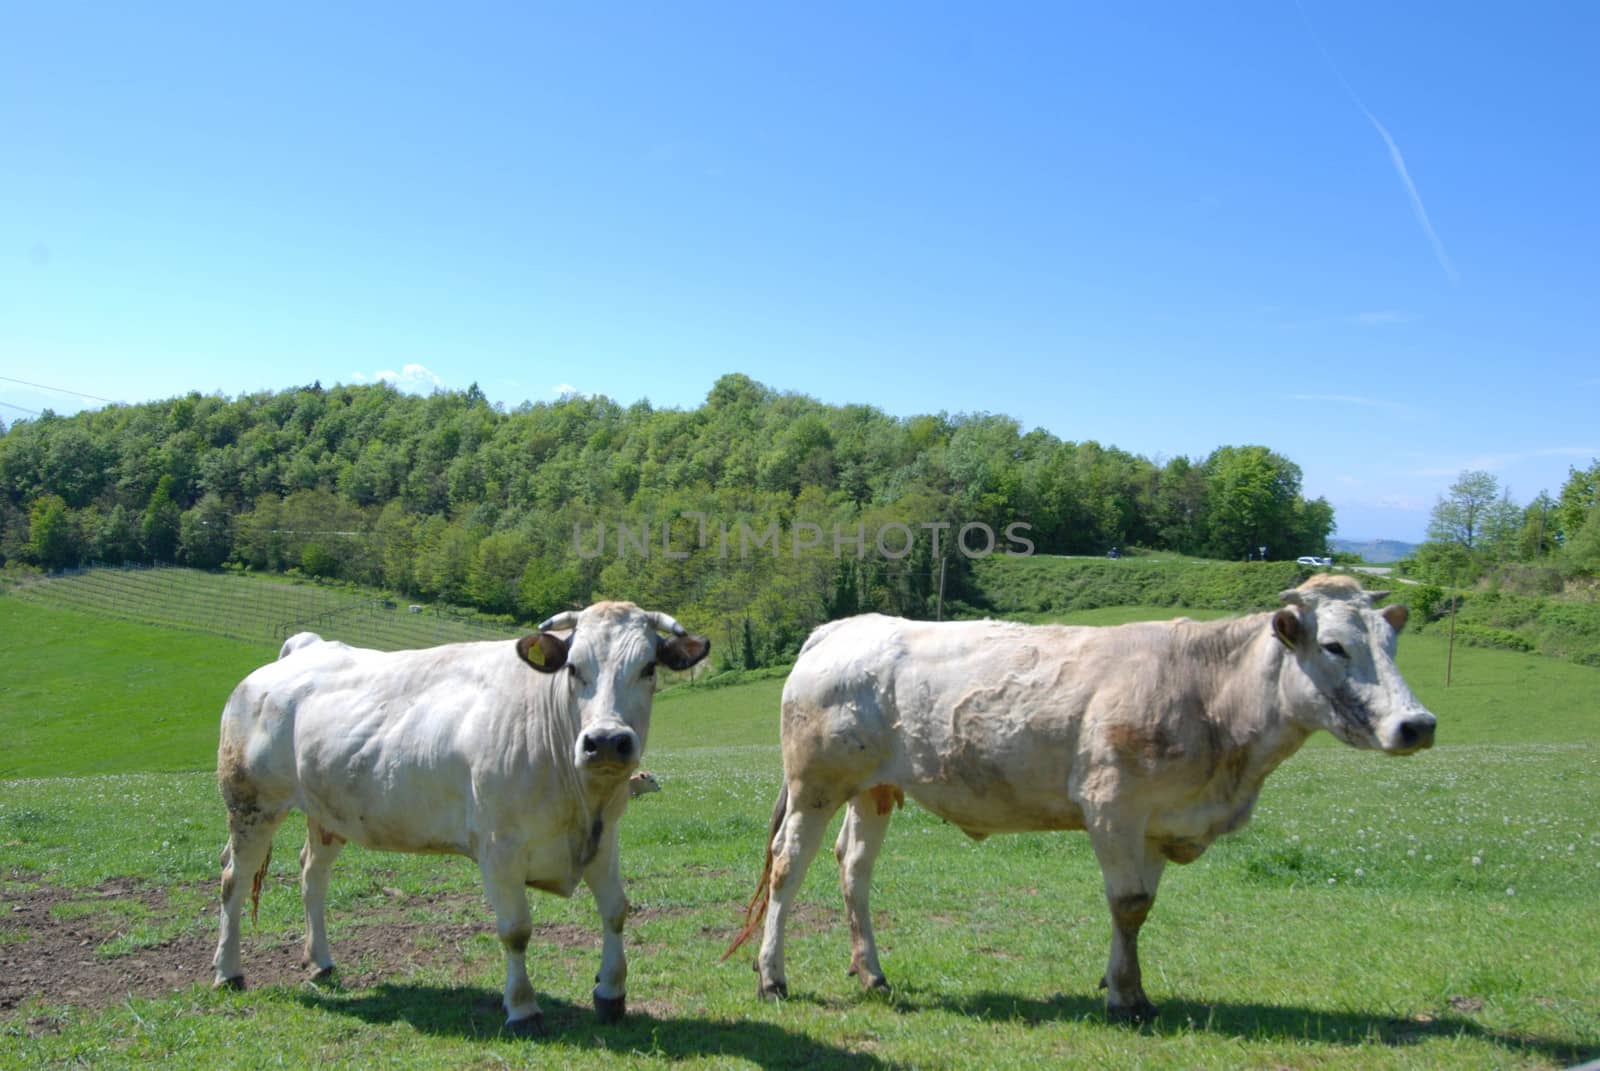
[1,374,1339,663]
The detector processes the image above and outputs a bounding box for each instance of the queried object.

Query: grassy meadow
[2,586,1597,1069]
[6,566,521,651]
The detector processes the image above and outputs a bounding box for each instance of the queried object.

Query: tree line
[1408,465,1600,592]
[0,374,1333,665]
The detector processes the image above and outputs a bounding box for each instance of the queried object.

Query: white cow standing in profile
[726,575,1437,1021]
[213,602,709,1034]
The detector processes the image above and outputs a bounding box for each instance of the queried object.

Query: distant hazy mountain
[1331,538,1418,564]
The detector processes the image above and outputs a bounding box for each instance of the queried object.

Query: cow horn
[645,610,688,636]
[1366,589,1391,603]
[538,611,580,632]
[1278,589,1307,606]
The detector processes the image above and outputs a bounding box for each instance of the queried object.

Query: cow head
[1271,575,1436,755]
[516,602,710,777]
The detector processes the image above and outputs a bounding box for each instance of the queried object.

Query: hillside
[7,574,1597,778]
[7,565,519,650]
[970,554,1331,618]
[0,377,1336,663]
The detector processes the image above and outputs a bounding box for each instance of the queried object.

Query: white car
[1296,555,1334,567]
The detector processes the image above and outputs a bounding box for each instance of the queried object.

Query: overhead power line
[0,375,120,404]
[1,400,42,416]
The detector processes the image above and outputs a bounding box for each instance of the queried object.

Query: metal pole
[935,555,947,622]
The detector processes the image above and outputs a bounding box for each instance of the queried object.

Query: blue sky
[3,3,1595,543]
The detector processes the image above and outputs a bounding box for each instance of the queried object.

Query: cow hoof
[214,975,245,991]
[593,989,626,1024]
[1106,999,1158,1025]
[860,974,890,995]
[308,965,336,984]
[506,1012,547,1038]
[758,980,789,1002]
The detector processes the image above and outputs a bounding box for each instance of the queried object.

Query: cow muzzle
[578,727,640,770]
[1380,710,1437,755]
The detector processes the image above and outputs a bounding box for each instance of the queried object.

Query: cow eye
[1322,642,1348,659]
[641,662,656,680]
[565,664,586,685]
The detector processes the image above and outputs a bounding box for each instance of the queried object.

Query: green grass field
[8,566,520,651]
[0,599,276,778]
[2,588,1597,1069]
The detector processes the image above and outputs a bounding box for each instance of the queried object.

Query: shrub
[971,557,1319,617]
[1455,624,1535,653]
[1410,584,1448,622]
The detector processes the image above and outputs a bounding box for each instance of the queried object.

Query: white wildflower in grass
[1354,868,1365,877]
[1506,887,1516,896]
[1407,849,1416,857]
[1425,855,1434,862]
[1327,877,1337,885]
[1472,856,1483,867]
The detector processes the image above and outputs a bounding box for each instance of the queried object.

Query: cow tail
[721,782,788,962]
[249,845,272,925]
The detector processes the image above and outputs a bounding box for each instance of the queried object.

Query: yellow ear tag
[526,640,546,667]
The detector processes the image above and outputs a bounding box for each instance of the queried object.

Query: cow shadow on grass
[906,987,1594,1065]
[294,983,898,1071]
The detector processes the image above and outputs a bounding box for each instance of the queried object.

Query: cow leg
[479,857,543,1033]
[1087,823,1167,1023]
[213,806,286,988]
[756,792,839,1000]
[299,818,345,978]
[834,793,893,992]
[582,821,629,1024]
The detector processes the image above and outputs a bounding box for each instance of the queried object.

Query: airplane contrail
[1295,1,1459,285]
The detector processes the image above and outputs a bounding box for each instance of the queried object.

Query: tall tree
[179,493,235,569]
[1427,470,1517,551]
[1555,460,1599,546]
[1517,491,1557,559]
[93,504,142,564]
[141,475,182,563]
[1200,445,1310,560]
[28,494,82,570]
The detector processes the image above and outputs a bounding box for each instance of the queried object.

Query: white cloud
[350,363,445,392]
[552,383,583,397]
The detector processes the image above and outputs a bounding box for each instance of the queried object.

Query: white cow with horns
[725,575,1437,1021]
[212,601,709,1034]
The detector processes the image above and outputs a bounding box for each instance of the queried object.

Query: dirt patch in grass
[0,873,678,1016]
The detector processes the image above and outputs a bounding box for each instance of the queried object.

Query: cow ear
[1272,607,1304,650]
[658,633,711,672]
[517,632,569,673]
[1381,605,1409,634]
